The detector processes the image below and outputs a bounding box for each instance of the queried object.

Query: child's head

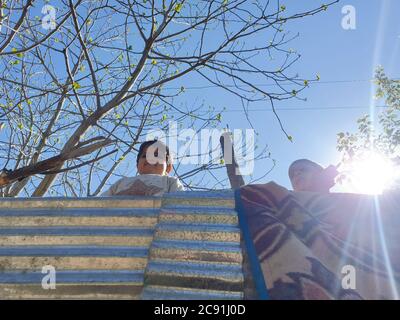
[288,159,324,192]
[136,140,172,175]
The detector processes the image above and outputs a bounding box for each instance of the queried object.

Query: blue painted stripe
[0,196,157,202]
[0,208,159,217]
[0,270,144,284]
[0,227,154,236]
[157,223,240,233]
[234,188,269,300]
[164,191,234,199]
[142,287,242,300]
[0,246,148,257]
[96,196,160,200]
[148,260,243,275]
[152,239,241,252]
[160,207,238,215]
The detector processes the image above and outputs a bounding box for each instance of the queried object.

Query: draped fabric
[236,182,400,300]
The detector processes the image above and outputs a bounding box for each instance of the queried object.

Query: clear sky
[165,0,400,191]
[3,0,399,195]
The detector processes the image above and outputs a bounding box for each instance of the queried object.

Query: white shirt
[100,174,185,196]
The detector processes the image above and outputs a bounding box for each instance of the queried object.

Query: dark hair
[136,140,170,165]
[288,159,323,179]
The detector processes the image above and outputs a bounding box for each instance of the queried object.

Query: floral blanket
[235,182,400,300]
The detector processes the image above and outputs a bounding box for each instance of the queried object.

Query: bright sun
[345,152,398,195]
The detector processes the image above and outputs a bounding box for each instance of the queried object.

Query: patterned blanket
[235,182,400,300]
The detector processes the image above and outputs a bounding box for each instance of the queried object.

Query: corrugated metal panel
[0,191,247,299]
[142,191,244,300]
[0,197,159,300]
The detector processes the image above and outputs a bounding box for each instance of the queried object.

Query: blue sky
[169,0,400,190]
[3,0,399,195]
[267,0,400,190]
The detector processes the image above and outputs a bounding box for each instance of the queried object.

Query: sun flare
[344,152,398,195]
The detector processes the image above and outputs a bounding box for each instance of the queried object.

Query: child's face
[289,163,321,192]
[137,146,172,175]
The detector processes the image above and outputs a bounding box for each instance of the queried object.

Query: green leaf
[287,135,293,142]
[280,5,286,11]
[12,48,24,58]
[174,3,183,13]
[151,59,157,65]
[72,82,81,90]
